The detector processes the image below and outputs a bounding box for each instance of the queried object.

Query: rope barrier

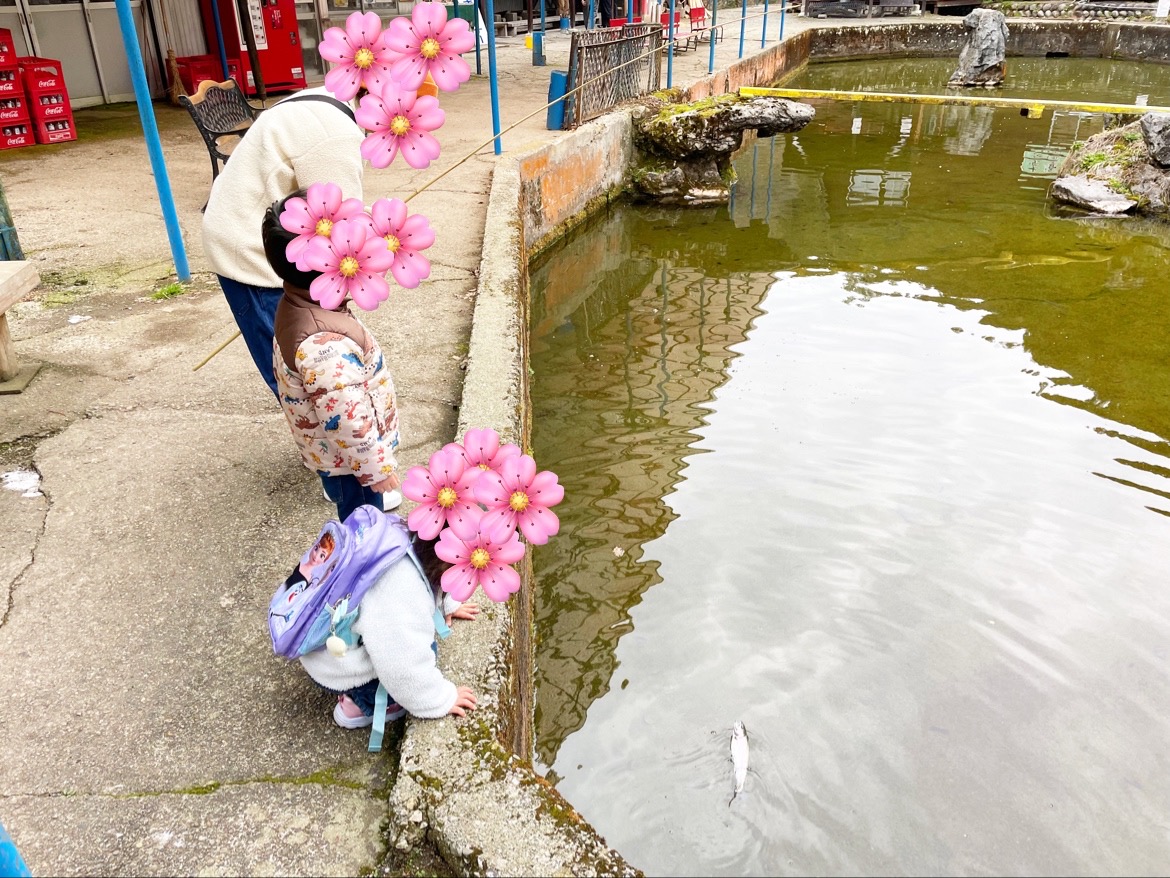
[196,12,789,372]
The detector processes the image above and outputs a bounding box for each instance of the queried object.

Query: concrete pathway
[0,8,950,875]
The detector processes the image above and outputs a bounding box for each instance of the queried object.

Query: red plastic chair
[610,16,628,26]
[661,9,691,50]
[687,6,723,43]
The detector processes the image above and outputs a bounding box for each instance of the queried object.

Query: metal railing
[565,24,664,128]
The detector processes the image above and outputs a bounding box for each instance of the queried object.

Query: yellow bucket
[525,34,533,48]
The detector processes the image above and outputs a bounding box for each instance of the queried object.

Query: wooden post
[0,261,41,393]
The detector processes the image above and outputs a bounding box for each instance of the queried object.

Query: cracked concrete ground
[0,11,924,875]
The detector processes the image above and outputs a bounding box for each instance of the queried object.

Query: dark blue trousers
[216,274,283,398]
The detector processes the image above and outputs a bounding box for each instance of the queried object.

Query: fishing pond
[528,56,1170,874]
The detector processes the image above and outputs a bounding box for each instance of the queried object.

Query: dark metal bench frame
[178,78,264,181]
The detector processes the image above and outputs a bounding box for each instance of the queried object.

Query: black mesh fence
[564,24,664,129]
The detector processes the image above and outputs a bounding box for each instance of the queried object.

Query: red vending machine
[199,0,307,96]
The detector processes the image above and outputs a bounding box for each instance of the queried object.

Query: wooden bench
[0,260,41,393]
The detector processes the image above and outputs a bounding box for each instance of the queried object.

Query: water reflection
[530,57,1170,874]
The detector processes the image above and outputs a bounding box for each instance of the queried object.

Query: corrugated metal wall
[161,0,210,57]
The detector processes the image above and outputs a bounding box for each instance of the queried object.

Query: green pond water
[529,57,1170,874]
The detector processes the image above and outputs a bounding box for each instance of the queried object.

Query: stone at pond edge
[1050,121,1170,218]
[630,93,814,206]
[1049,176,1137,214]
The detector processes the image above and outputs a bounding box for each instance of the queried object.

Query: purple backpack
[268,506,415,660]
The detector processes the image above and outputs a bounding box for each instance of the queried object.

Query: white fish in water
[729,720,749,805]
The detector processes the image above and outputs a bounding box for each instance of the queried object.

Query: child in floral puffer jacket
[261,190,401,522]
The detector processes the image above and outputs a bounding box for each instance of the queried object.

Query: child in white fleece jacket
[293,535,479,731]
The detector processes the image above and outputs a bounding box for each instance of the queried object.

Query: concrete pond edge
[385,18,1170,876]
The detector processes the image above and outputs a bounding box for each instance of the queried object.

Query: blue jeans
[326,642,438,717]
[320,473,381,523]
[216,274,283,398]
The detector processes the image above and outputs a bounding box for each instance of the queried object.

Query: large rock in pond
[1141,112,1170,169]
[948,8,1008,88]
[1050,120,1170,218]
[630,92,815,205]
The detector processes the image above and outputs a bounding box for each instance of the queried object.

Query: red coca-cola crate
[0,120,33,149]
[174,54,217,95]
[0,28,16,65]
[18,56,65,97]
[29,91,68,121]
[0,93,29,124]
[31,111,75,145]
[0,64,21,97]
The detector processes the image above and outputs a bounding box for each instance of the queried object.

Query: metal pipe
[737,0,745,59]
[233,0,267,102]
[738,86,1170,118]
[707,0,716,73]
[79,0,112,103]
[113,0,191,282]
[666,0,674,88]
[485,0,503,153]
[209,0,231,80]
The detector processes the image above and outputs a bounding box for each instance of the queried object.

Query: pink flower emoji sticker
[435,518,525,603]
[384,1,475,93]
[443,427,521,484]
[475,454,564,546]
[301,216,394,311]
[368,197,434,289]
[356,78,444,170]
[279,182,366,271]
[319,11,396,101]
[401,448,482,541]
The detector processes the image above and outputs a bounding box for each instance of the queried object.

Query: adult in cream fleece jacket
[299,556,461,718]
[202,85,364,397]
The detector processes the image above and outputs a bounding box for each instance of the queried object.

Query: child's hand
[448,686,477,717]
[447,602,480,625]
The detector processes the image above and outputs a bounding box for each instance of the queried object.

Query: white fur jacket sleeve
[299,559,457,718]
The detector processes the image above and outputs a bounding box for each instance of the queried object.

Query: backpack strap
[274,93,358,127]
[365,548,453,752]
[368,682,390,753]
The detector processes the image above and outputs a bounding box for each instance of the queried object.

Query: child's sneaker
[333,694,373,729]
[332,693,407,729]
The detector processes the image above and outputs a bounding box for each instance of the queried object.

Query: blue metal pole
[208,0,230,80]
[0,821,31,878]
[761,0,769,48]
[738,0,746,58]
[707,0,717,73]
[779,0,786,41]
[472,2,482,76]
[588,0,596,27]
[484,0,503,153]
[540,0,547,35]
[666,0,675,88]
[114,0,190,282]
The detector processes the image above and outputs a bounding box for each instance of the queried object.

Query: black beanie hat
[262,190,322,290]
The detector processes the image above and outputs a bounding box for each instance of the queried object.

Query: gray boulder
[1049,176,1137,214]
[948,8,1008,88]
[1050,121,1170,219]
[630,93,814,205]
[1140,112,1170,169]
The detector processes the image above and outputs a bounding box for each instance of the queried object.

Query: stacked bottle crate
[20,56,74,144]
[0,28,33,150]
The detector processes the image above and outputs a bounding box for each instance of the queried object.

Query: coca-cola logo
[0,108,18,119]
[37,78,57,89]
[44,106,63,117]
